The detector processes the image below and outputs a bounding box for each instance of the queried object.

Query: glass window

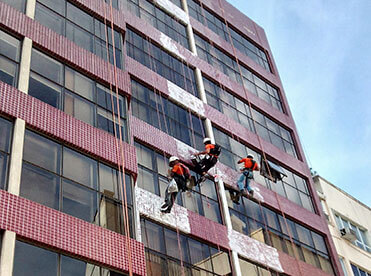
[213,126,312,211]
[126,29,197,96]
[28,72,62,108]
[0,30,21,86]
[20,163,60,210]
[0,0,26,12]
[23,130,61,173]
[229,184,332,274]
[118,0,189,49]
[31,49,63,84]
[63,147,98,189]
[0,118,12,189]
[13,241,58,276]
[132,80,204,150]
[195,33,280,111]
[34,0,123,68]
[335,214,370,253]
[35,3,65,35]
[141,218,231,275]
[13,240,124,276]
[65,67,94,101]
[29,49,129,141]
[62,179,98,223]
[21,130,133,235]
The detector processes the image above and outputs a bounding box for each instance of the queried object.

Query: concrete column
[25,0,36,19]
[7,119,25,196]
[17,37,32,94]
[0,231,17,276]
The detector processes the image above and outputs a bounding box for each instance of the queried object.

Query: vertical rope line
[102,1,134,275]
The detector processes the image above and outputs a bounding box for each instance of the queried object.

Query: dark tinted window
[126,29,198,96]
[34,0,123,68]
[0,29,21,87]
[29,49,128,141]
[0,117,12,190]
[132,80,204,150]
[20,130,133,235]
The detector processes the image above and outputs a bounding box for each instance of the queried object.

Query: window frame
[187,0,271,72]
[141,217,232,275]
[13,239,128,276]
[29,48,129,141]
[34,0,123,68]
[0,29,22,87]
[204,77,296,157]
[20,129,134,236]
[131,80,204,150]
[126,28,198,96]
[195,34,282,112]
[227,193,333,274]
[0,116,13,190]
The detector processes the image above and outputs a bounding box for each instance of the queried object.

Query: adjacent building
[0,0,343,275]
[314,175,371,276]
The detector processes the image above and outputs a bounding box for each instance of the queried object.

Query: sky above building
[227,0,371,206]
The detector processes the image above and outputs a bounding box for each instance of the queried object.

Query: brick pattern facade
[0,82,138,175]
[0,190,146,276]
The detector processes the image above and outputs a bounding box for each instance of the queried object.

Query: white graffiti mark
[135,186,191,234]
[168,80,205,116]
[228,229,283,273]
[155,0,190,25]
[160,33,185,60]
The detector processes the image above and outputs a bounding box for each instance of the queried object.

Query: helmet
[169,156,179,164]
[247,154,254,159]
[203,137,211,144]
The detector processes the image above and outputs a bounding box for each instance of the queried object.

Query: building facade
[314,175,371,276]
[0,0,343,275]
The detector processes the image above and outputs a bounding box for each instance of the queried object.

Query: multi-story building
[314,175,371,276]
[0,0,343,275]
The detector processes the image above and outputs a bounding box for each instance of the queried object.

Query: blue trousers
[237,170,253,192]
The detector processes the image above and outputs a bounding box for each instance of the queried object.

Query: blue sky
[227,0,371,206]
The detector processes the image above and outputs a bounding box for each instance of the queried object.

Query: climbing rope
[102,1,133,275]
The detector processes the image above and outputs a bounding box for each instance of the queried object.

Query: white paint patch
[250,185,264,202]
[135,187,191,234]
[167,80,205,116]
[175,139,198,161]
[155,0,190,25]
[228,229,283,273]
[160,33,185,60]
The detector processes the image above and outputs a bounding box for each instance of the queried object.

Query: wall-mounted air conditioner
[340,228,357,242]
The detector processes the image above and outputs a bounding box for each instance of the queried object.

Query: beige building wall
[313,175,371,276]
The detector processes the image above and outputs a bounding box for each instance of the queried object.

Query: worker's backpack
[210,144,221,156]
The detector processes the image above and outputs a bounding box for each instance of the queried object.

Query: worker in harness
[191,138,221,185]
[230,153,259,204]
[161,156,191,213]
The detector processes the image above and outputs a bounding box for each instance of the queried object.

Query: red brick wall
[0,190,146,276]
[0,82,137,175]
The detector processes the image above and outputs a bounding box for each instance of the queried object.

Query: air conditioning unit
[340,228,357,242]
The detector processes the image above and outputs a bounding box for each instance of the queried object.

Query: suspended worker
[230,153,259,204]
[161,156,191,213]
[191,138,221,184]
